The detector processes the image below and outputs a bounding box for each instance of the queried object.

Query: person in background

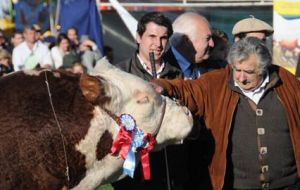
[202,28,230,71]
[112,11,183,190]
[71,62,86,74]
[66,27,80,54]
[166,12,214,80]
[0,29,11,52]
[153,37,300,190]
[10,30,24,49]
[232,16,273,42]
[79,35,102,73]
[0,49,13,76]
[50,33,70,69]
[32,23,43,41]
[12,25,53,71]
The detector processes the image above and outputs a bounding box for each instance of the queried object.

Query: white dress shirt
[12,41,53,71]
[235,74,270,105]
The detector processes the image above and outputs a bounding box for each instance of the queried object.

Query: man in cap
[232,16,273,42]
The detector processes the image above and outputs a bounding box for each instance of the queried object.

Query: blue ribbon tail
[123,146,136,178]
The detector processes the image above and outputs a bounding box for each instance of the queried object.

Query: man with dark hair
[116,11,181,81]
[112,11,182,190]
[66,27,80,54]
[11,30,24,49]
[12,25,53,71]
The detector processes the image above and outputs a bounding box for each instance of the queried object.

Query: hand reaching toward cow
[149,80,165,94]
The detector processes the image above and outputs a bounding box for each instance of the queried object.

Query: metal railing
[99,0,273,7]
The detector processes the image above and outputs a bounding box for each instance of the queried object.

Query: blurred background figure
[232,15,273,42]
[79,35,102,73]
[202,28,229,71]
[0,29,11,52]
[50,33,70,69]
[71,62,86,74]
[10,30,24,49]
[0,49,13,77]
[66,27,80,55]
[41,30,56,49]
[32,23,43,41]
[12,25,53,71]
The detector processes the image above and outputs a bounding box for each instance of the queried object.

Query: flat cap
[232,16,274,36]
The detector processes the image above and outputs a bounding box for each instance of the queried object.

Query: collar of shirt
[137,54,165,78]
[171,46,200,79]
[171,46,190,73]
[234,74,270,104]
[25,40,42,54]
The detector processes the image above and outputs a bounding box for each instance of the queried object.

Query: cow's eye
[137,96,149,104]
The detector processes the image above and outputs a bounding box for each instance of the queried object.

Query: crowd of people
[0,11,299,190]
[0,24,109,76]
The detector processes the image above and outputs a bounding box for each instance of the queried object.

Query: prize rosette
[119,114,136,132]
[110,113,155,180]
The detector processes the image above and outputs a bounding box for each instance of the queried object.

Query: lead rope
[44,71,70,187]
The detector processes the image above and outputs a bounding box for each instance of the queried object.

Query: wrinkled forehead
[232,54,258,70]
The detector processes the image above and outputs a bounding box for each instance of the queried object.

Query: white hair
[171,12,210,45]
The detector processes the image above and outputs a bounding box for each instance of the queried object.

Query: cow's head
[79,58,193,147]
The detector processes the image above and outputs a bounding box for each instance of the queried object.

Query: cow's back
[0,70,97,189]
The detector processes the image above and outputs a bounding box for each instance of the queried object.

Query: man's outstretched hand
[149,81,165,94]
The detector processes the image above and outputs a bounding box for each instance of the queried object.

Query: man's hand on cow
[149,81,165,94]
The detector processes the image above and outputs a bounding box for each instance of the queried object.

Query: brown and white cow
[0,58,193,190]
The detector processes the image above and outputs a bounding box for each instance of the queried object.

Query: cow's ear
[80,74,100,103]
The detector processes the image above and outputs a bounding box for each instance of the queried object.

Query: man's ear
[136,32,142,44]
[80,74,100,103]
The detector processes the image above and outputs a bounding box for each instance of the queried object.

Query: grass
[97,184,114,190]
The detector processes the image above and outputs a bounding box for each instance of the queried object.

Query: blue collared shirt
[171,46,200,79]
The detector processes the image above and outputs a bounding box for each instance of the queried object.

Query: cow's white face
[71,58,193,189]
[85,58,193,147]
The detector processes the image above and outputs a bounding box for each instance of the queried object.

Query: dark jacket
[164,47,211,75]
[116,53,182,81]
[155,65,300,190]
